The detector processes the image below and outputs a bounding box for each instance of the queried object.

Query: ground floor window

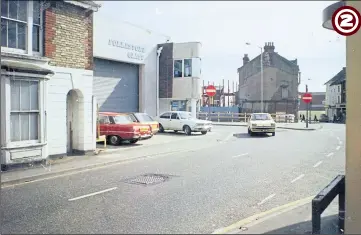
[10,78,39,142]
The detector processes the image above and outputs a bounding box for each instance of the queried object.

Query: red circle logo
[332,6,361,36]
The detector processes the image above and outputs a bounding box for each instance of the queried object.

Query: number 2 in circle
[340,14,353,27]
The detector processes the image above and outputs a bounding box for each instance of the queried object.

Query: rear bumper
[140,134,153,139]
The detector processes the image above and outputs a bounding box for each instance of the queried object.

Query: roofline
[64,0,101,11]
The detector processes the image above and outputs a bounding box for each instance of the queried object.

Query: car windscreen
[134,113,154,122]
[112,115,133,124]
[252,114,272,120]
[179,112,192,119]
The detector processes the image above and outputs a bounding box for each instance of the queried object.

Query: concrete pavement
[212,122,323,131]
[1,124,345,234]
[231,198,340,234]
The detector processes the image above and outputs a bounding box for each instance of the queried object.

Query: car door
[170,112,181,130]
[159,112,171,129]
[98,115,110,136]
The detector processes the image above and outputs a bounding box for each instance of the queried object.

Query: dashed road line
[339,141,343,145]
[336,146,341,151]
[257,193,276,206]
[232,153,249,158]
[291,174,305,183]
[68,187,117,201]
[326,153,334,157]
[313,161,323,168]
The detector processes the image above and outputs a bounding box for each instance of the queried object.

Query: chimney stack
[243,54,250,65]
[264,42,275,53]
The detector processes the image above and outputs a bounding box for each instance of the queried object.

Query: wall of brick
[44,1,93,70]
[158,43,173,98]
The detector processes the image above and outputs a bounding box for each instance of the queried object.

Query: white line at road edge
[291,174,305,183]
[313,161,323,168]
[336,146,341,150]
[257,193,276,206]
[232,153,249,158]
[68,187,117,201]
[327,153,334,157]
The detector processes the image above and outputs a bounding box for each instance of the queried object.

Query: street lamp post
[246,42,264,112]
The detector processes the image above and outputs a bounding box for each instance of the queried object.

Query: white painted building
[1,0,99,168]
[93,16,170,117]
[324,68,345,120]
[157,42,202,118]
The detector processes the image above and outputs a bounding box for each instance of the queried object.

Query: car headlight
[271,123,275,127]
[252,124,257,127]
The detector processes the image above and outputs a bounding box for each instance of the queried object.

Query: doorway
[66,89,84,155]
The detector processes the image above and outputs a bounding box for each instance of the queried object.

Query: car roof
[99,112,128,116]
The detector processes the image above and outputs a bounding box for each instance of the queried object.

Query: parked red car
[98,112,152,145]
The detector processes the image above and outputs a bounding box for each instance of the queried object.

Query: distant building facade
[237,42,301,116]
[324,67,346,121]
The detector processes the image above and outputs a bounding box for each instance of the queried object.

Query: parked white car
[156,111,213,135]
[247,113,276,136]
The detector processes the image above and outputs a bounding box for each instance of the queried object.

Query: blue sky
[94,1,345,92]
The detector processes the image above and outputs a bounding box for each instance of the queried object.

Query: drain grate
[122,173,173,186]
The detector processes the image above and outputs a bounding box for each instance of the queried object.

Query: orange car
[128,112,159,135]
[98,112,152,145]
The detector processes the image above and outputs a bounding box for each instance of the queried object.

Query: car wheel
[272,132,276,136]
[201,131,207,135]
[183,125,192,136]
[109,135,121,145]
[159,124,164,133]
[174,130,178,133]
[130,139,139,144]
[248,128,252,135]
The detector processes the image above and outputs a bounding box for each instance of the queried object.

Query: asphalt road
[0,124,345,234]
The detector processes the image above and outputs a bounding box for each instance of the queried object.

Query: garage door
[93,58,139,113]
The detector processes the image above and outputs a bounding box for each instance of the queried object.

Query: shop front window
[174,60,183,78]
[10,79,39,142]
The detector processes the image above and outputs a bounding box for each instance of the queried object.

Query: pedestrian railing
[312,174,345,234]
[197,112,296,123]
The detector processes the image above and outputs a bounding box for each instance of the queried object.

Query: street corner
[212,196,314,234]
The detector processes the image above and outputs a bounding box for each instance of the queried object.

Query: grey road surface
[0,124,345,234]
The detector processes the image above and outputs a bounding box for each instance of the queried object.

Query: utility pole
[260,47,264,113]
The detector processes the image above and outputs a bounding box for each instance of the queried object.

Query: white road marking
[337,137,341,141]
[313,161,323,168]
[257,193,276,206]
[339,141,343,145]
[232,153,249,158]
[336,146,341,150]
[326,153,334,157]
[291,174,305,183]
[68,187,117,201]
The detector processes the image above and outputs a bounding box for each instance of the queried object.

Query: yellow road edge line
[212,195,315,234]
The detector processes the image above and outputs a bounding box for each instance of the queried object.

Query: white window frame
[173,59,183,78]
[1,0,44,56]
[183,58,192,77]
[2,71,46,149]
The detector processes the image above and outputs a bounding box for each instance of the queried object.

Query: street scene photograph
[1,0,360,234]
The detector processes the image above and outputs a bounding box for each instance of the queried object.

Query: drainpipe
[156,47,163,116]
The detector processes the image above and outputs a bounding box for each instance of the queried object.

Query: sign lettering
[108,39,145,61]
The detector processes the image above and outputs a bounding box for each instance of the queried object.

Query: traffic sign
[332,5,360,36]
[205,85,217,97]
[302,93,312,104]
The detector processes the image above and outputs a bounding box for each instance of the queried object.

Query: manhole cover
[122,173,172,186]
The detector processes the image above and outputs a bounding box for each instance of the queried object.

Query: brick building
[237,42,301,116]
[1,0,100,167]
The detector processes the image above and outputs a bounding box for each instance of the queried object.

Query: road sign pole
[306,103,309,128]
